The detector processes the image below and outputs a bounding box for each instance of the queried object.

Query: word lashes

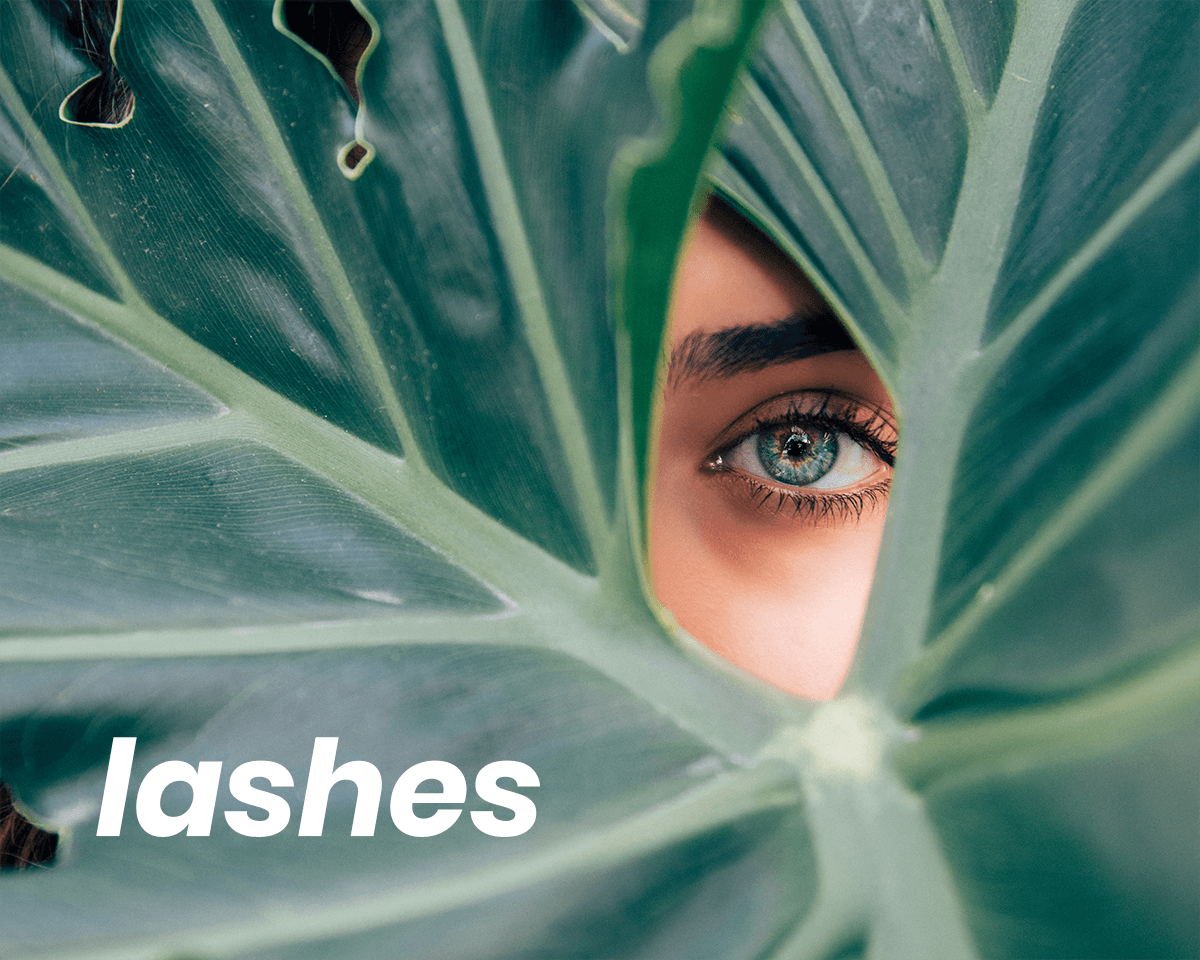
[98,737,539,839]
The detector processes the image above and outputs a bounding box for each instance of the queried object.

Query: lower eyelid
[715,471,892,523]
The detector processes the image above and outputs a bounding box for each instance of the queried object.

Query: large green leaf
[0,1,1196,958]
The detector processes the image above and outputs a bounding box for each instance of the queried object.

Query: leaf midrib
[853,0,1080,695]
[6,761,803,960]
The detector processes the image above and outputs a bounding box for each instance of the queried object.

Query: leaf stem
[763,717,979,960]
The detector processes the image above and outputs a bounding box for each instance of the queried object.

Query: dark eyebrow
[666,308,856,388]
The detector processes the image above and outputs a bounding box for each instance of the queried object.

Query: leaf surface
[0,0,1197,958]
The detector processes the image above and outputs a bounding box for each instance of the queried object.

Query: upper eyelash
[716,391,898,468]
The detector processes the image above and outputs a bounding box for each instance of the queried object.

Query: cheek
[649,470,887,699]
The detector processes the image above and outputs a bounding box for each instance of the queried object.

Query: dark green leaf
[1,0,1196,957]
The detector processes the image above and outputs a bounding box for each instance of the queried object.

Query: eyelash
[704,392,896,522]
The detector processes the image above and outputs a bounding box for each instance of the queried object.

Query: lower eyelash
[728,473,892,522]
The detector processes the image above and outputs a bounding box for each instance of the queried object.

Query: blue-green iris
[757,427,838,485]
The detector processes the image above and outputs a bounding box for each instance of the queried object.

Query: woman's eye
[720,423,884,490]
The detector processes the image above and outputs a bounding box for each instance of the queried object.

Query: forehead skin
[649,206,892,699]
[669,204,828,342]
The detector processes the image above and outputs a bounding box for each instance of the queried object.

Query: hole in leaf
[342,141,368,169]
[648,195,898,702]
[282,0,372,104]
[279,0,376,178]
[336,136,374,179]
[58,0,134,126]
[0,782,58,870]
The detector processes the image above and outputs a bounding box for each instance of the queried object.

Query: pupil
[783,432,811,461]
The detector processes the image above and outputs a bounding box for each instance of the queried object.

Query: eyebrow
[666,308,856,388]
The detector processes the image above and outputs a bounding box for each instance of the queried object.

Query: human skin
[649,201,896,700]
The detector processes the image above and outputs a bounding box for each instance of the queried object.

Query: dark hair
[0,783,57,870]
[49,0,133,124]
[56,0,371,125]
